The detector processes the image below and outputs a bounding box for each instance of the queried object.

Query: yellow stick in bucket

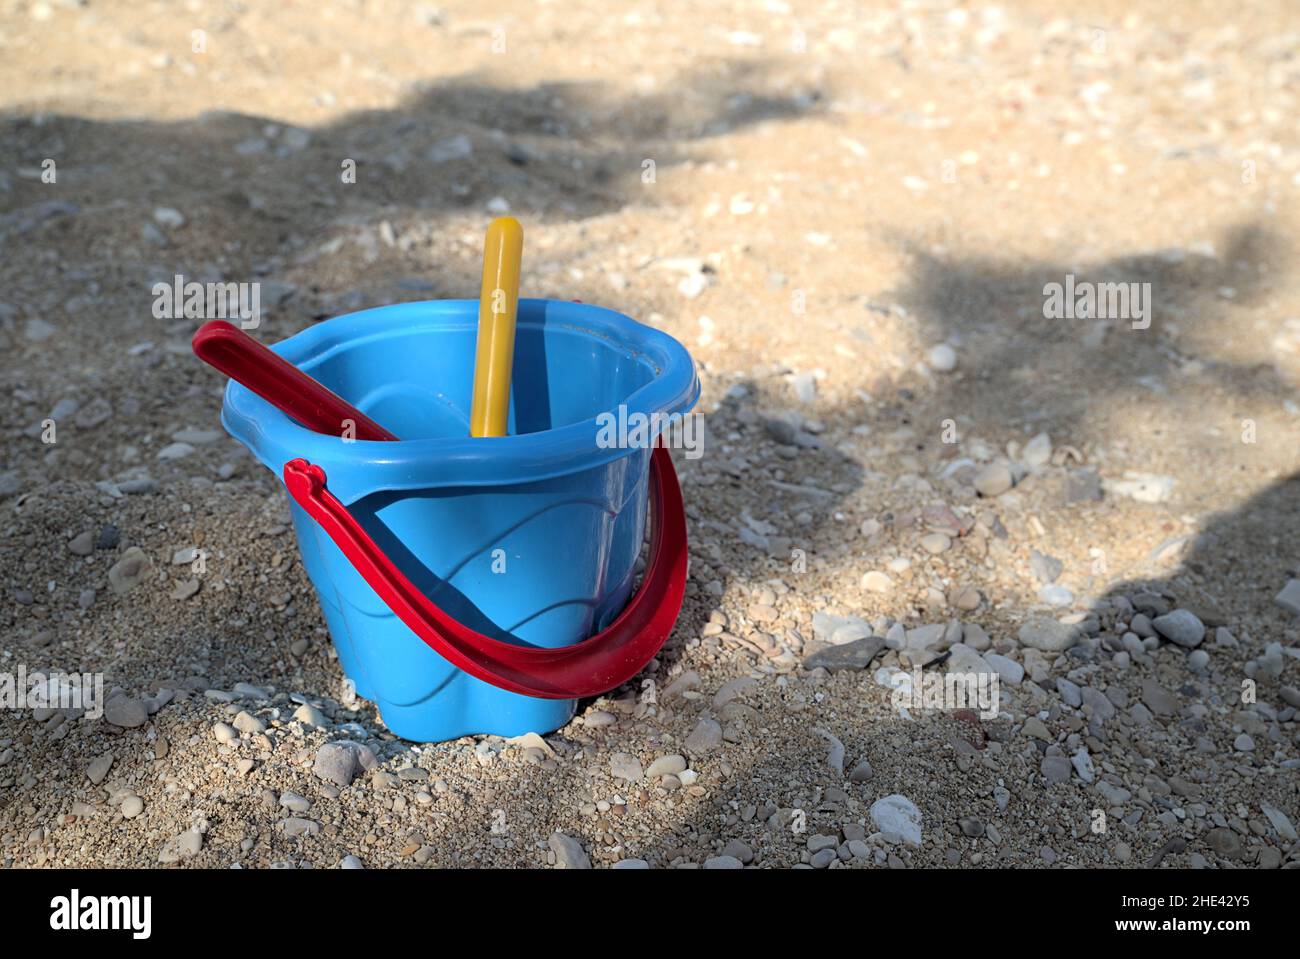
[470,216,524,438]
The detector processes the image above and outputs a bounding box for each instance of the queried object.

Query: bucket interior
[302,313,659,441]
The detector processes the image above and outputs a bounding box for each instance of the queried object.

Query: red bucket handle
[283,445,687,699]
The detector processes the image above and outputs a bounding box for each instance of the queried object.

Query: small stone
[920,532,951,554]
[1022,432,1052,468]
[283,818,320,837]
[158,830,202,863]
[1017,619,1080,652]
[722,839,754,863]
[548,832,591,869]
[96,525,120,550]
[927,343,957,372]
[1070,748,1095,783]
[1028,550,1063,584]
[231,710,264,735]
[848,758,874,782]
[1260,802,1297,842]
[156,442,195,461]
[1152,609,1205,648]
[646,755,688,778]
[279,792,312,813]
[1273,579,1300,616]
[703,855,744,869]
[861,570,894,593]
[120,796,144,819]
[1234,733,1255,752]
[685,718,723,755]
[1205,827,1242,859]
[107,547,152,596]
[958,817,984,838]
[213,722,238,743]
[974,464,1013,497]
[803,637,884,672]
[610,753,644,782]
[341,855,364,869]
[293,704,328,727]
[869,794,922,846]
[1140,679,1179,717]
[1040,755,1072,784]
[313,742,361,786]
[104,697,148,728]
[1023,717,1051,741]
[984,652,1023,685]
[68,531,95,556]
[87,753,113,784]
[1054,677,1082,708]
[612,859,649,869]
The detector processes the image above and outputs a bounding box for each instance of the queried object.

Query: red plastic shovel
[192,319,686,699]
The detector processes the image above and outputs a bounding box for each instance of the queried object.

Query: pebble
[1205,827,1242,859]
[1017,619,1079,652]
[1041,755,1072,784]
[313,741,372,786]
[849,758,874,782]
[684,718,723,755]
[1021,432,1052,468]
[68,531,95,556]
[282,818,320,837]
[1028,549,1063,584]
[96,525,120,550]
[612,858,649,869]
[292,704,327,727]
[86,753,113,785]
[927,343,957,372]
[920,532,951,554]
[722,839,754,863]
[548,832,591,869]
[984,652,1023,685]
[646,755,687,778]
[1187,649,1210,671]
[958,817,984,838]
[861,570,894,593]
[974,464,1013,497]
[1056,677,1083,708]
[107,547,152,595]
[1038,585,1073,607]
[1234,734,1255,752]
[1273,579,1300,616]
[803,637,884,672]
[158,830,202,863]
[1260,802,1297,842]
[341,855,364,869]
[704,855,744,869]
[610,753,644,782]
[104,697,148,728]
[869,794,922,846]
[213,722,238,743]
[1070,748,1095,783]
[232,710,265,735]
[279,792,312,813]
[120,796,144,819]
[1140,679,1178,717]
[1152,609,1205,648]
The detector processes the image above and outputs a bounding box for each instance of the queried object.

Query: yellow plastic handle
[470,217,524,437]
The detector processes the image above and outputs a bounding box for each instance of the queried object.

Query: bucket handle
[282,446,687,700]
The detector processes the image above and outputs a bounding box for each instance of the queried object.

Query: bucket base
[366,684,578,742]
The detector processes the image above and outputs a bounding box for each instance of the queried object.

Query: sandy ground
[1,0,1299,869]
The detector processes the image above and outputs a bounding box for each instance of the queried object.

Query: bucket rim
[220,298,700,501]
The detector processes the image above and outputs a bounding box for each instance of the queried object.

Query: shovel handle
[283,446,687,699]
[192,320,398,441]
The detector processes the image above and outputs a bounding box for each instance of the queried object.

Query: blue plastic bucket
[221,298,698,742]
